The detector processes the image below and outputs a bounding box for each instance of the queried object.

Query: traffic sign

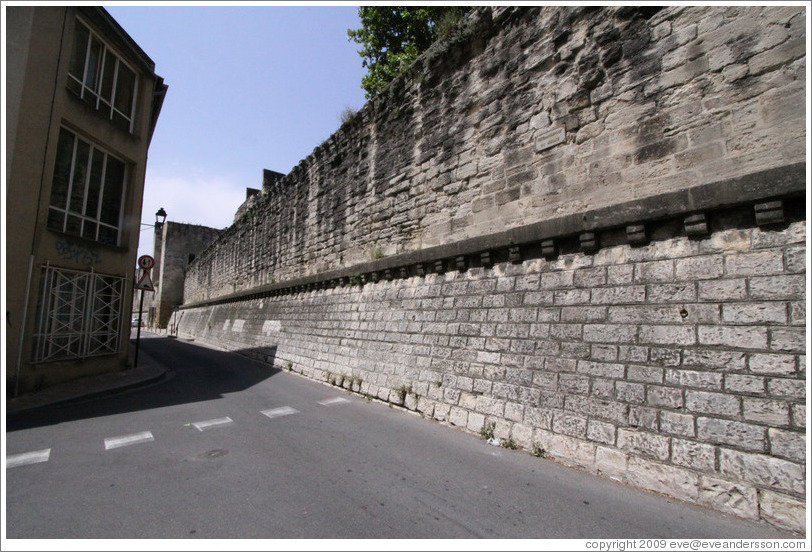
[138,255,155,270]
[135,269,155,292]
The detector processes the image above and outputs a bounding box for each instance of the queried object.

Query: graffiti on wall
[55,240,101,267]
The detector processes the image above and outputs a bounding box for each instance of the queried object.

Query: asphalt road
[5,333,797,540]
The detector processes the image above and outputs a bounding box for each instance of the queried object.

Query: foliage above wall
[347,6,469,98]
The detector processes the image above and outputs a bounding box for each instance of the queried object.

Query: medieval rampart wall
[177,6,806,532]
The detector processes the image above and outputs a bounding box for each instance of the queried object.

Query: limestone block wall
[183,5,805,303]
[176,5,807,532]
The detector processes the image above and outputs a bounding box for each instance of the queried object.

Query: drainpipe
[14,255,35,397]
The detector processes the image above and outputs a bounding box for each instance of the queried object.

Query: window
[32,266,125,363]
[68,18,138,132]
[47,127,127,246]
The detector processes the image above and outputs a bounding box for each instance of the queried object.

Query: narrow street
[5,333,796,540]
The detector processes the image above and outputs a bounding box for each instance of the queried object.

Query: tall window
[47,127,127,246]
[32,266,125,363]
[68,18,138,132]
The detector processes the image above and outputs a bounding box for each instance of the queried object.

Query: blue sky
[104,3,368,259]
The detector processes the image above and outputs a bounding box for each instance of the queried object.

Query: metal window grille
[33,265,125,363]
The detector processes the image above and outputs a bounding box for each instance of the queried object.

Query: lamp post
[134,208,167,368]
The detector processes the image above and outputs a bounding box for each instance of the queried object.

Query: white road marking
[319,397,349,406]
[104,431,154,450]
[261,406,298,419]
[7,449,51,468]
[192,417,234,431]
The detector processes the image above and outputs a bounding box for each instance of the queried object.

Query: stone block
[769,328,805,353]
[685,390,740,417]
[698,326,768,350]
[724,374,765,395]
[448,406,469,428]
[665,369,722,390]
[698,279,747,301]
[722,302,787,324]
[639,324,696,346]
[697,476,759,520]
[582,324,637,344]
[675,255,724,280]
[616,381,646,404]
[719,448,805,495]
[660,410,696,437]
[552,413,588,438]
[617,428,670,461]
[697,417,766,452]
[647,385,684,409]
[466,412,485,433]
[748,353,796,375]
[587,419,616,445]
[626,456,699,503]
[769,428,806,463]
[576,360,625,379]
[646,283,697,303]
[535,429,596,469]
[590,285,646,305]
[725,251,785,277]
[627,365,663,383]
[635,259,675,283]
[511,422,534,448]
[524,406,554,430]
[748,274,805,300]
[475,395,505,417]
[671,438,716,472]
[767,377,805,400]
[760,490,806,533]
[743,398,790,426]
[595,446,629,480]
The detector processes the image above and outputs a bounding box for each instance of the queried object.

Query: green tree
[348,6,468,98]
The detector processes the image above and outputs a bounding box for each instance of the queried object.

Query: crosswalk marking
[319,397,349,406]
[7,449,51,468]
[192,417,234,431]
[104,431,154,450]
[261,406,298,419]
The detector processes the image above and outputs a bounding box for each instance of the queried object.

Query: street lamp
[155,207,167,228]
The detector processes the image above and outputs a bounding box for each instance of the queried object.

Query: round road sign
[138,255,155,270]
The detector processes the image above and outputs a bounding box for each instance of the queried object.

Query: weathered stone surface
[719,449,805,495]
[626,457,699,503]
[768,428,806,463]
[759,490,806,533]
[698,476,759,520]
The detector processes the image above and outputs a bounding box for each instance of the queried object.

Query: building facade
[6,6,166,396]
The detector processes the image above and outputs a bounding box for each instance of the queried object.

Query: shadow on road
[6,335,281,432]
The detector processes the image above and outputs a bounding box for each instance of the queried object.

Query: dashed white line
[192,417,234,431]
[319,397,350,406]
[7,449,51,468]
[261,406,298,419]
[104,431,154,450]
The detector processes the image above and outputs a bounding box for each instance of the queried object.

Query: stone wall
[177,5,807,532]
[183,5,805,303]
[152,221,221,328]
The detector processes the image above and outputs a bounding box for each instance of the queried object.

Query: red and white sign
[135,269,155,292]
[138,255,155,270]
